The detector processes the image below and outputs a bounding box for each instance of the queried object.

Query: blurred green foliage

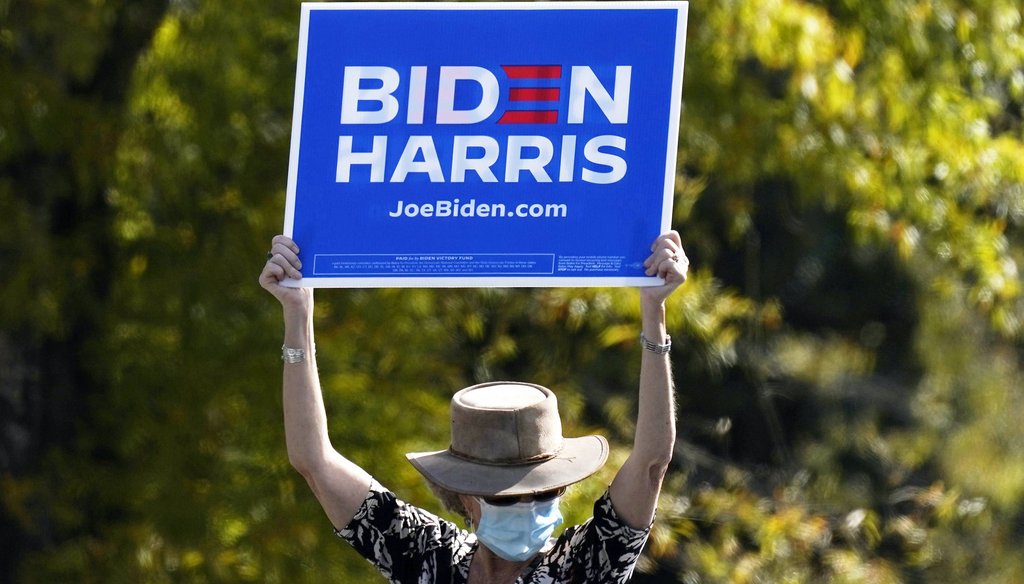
[2,0,1023,582]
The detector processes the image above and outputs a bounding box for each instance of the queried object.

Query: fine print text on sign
[284,1,688,287]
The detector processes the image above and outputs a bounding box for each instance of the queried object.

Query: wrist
[282,302,314,350]
[639,296,669,352]
[640,290,666,310]
[282,292,313,321]
[640,297,666,327]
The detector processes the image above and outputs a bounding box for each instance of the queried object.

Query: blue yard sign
[284,2,688,287]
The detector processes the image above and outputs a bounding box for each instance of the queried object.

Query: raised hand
[259,235,312,310]
[640,230,688,305]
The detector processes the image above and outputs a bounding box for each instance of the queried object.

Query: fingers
[638,231,689,305]
[643,231,686,278]
[647,252,689,282]
[643,247,679,272]
[266,236,302,280]
[259,257,288,292]
[662,252,689,284]
[272,234,300,255]
[270,236,301,269]
[259,235,302,298]
[649,230,681,252]
[259,235,315,310]
[261,258,286,281]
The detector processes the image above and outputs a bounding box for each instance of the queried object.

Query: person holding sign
[260,231,688,584]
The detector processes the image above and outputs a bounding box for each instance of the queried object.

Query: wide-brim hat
[406,381,609,497]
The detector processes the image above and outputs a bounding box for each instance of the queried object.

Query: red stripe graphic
[497,110,559,124]
[502,65,563,79]
[499,65,563,123]
[509,88,561,102]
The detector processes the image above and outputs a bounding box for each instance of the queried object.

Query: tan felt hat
[406,381,609,497]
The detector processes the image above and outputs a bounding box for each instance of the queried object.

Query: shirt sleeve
[334,480,473,584]
[545,490,652,584]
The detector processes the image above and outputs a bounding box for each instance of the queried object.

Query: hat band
[447,442,564,466]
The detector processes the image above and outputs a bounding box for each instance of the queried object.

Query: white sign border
[283,1,688,288]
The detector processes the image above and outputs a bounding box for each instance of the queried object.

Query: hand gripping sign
[284,2,688,287]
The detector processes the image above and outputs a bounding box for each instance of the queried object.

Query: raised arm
[609,231,688,529]
[260,235,372,529]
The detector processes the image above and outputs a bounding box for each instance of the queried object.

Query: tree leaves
[4,0,1024,582]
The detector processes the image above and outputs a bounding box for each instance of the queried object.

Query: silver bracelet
[281,345,305,364]
[640,332,672,354]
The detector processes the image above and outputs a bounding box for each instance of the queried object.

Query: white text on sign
[335,65,632,185]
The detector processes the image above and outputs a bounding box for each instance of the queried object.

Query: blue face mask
[475,496,564,562]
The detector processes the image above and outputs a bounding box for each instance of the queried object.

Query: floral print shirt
[335,481,650,584]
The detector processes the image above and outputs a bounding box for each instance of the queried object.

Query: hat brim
[406,435,609,497]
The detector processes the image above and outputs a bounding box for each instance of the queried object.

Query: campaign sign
[284,2,688,287]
